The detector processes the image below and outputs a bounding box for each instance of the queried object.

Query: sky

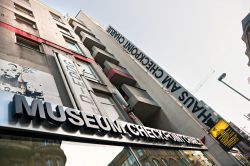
[39,0,250,133]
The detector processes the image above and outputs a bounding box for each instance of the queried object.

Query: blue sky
[40,0,250,132]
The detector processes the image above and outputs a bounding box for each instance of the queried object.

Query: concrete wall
[75,11,242,166]
[0,0,133,121]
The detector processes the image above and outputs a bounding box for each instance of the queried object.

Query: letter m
[13,94,46,120]
[162,76,174,89]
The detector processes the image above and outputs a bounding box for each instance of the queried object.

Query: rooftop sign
[106,26,217,129]
[0,91,206,150]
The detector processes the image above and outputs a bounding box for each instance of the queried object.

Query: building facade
[0,0,244,165]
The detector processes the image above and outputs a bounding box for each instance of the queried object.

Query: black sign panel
[0,91,206,150]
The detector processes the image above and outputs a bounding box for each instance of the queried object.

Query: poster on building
[209,119,242,151]
[0,59,61,104]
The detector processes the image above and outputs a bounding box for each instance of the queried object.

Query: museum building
[0,0,244,165]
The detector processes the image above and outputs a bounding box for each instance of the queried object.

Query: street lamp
[218,73,250,102]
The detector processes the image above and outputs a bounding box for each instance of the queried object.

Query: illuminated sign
[106,26,217,128]
[0,91,206,150]
[209,119,242,151]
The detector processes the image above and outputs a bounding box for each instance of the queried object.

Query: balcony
[103,61,136,87]
[72,21,95,37]
[121,84,161,121]
[92,46,119,68]
[80,31,105,51]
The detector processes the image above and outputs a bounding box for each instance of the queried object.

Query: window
[128,155,136,165]
[144,161,151,166]
[77,62,100,83]
[46,159,53,166]
[64,38,82,54]
[57,24,72,37]
[43,139,49,146]
[56,159,62,166]
[137,149,144,157]
[19,0,30,5]
[162,159,169,166]
[50,12,63,23]
[152,159,159,166]
[11,161,24,166]
[15,13,36,29]
[96,93,120,120]
[16,35,42,52]
[14,3,33,17]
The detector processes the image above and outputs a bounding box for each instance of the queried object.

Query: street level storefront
[0,90,215,165]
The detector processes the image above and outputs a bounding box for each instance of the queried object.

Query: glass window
[56,159,62,166]
[10,161,24,166]
[16,35,41,52]
[0,134,218,166]
[64,38,82,54]
[19,0,30,5]
[137,149,144,157]
[14,3,33,17]
[77,62,100,83]
[128,155,136,165]
[162,159,169,166]
[46,159,53,166]
[152,159,159,166]
[50,12,63,23]
[57,24,72,37]
[96,93,120,120]
[43,139,48,146]
[15,13,36,29]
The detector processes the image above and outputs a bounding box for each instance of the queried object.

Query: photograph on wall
[0,59,61,104]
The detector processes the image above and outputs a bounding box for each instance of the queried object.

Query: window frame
[46,159,54,166]
[64,37,83,55]
[77,62,101,83]
[50,12,64,24]
[161,159,169,166]
[15,34,42,52]
[137,149,144,157]
[14,3,33,17]
[15,13,37,29]
[57,24,72,37]
[95,93,121,120]
[152,159,160,166]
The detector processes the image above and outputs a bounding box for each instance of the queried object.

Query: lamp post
[218,73,250,102]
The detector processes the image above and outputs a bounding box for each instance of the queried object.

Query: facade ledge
[103,61,136,87]
[92,46,119,68]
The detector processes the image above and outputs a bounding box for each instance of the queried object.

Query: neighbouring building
[0,0,244,165]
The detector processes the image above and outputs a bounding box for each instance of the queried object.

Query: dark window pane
[16,35,41,52]
[50,12,63,23]
[14,3,33,17]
